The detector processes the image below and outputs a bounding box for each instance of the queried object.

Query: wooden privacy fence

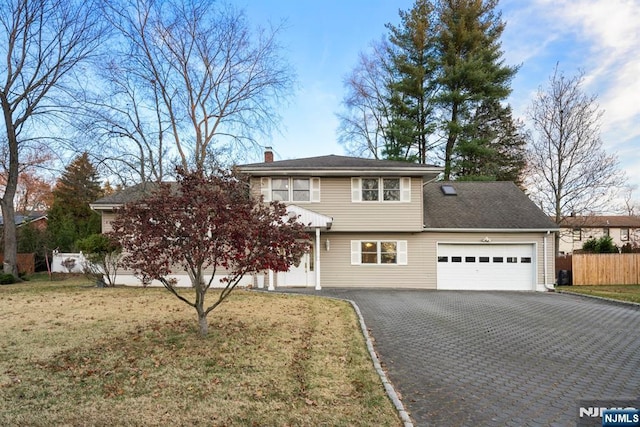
[0,253,35,275]
[572,253,640,285]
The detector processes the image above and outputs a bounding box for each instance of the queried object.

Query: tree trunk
[198,312,208,336]
[0,95,20,278]
[443,104,458,180]
[0,201,19,277]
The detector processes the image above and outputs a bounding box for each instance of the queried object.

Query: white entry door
[437,243,535,290]
[279,247,315,287]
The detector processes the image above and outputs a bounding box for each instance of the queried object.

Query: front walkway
[284,289,640,426]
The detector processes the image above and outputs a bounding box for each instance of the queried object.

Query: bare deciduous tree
[84,59,171,184]
[617,185,639,216]
[0,0,105,276]
[337,41,392,159]
[526,67,625,223]
[93,0,294,179]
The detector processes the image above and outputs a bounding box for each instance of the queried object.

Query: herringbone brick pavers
[284,289,640,427]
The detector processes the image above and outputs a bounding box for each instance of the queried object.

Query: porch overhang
[287,205,333,231]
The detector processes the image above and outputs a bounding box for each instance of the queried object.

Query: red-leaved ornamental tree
[109,168,310,336]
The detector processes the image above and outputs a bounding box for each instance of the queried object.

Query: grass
[556,284,640,304]
[0,274,401,426]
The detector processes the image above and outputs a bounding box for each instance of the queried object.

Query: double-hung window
[351,177,411,202]
[351,240,408,265]
[292,178,310,201]
[271,178,289,201]
[260,177,320,202]
[361,179,379,201]
[382,178,401,201]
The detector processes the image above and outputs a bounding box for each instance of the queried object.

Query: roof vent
[441,184,457,195]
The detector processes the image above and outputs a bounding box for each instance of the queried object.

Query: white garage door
[437,244,535,290]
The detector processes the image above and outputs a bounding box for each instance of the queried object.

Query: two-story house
[557,215,640,254]
[237,151,558,291]
[91,151,558,291]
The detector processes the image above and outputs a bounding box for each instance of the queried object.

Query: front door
[280,245,315,287]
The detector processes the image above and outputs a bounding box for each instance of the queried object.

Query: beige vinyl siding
[422,232,555,289]
[251,177,424,232]
[102,212,116,233]
[319,233,431,288]
[99,211,237,286]
[318,177,423,231]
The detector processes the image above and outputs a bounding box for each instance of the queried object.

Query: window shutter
[351,178,361,202]
[310,178,321,202]
[397,241,408,265]
[260,177,271,202]
[400,177,411,202]
[350,241,361,265]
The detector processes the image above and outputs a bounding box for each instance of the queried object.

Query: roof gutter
[423,227,560,233]
[89,203,123,212]
[237,167,442,177]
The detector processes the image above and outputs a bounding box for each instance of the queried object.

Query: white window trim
[351,177,410,203]
[350,240,408,265]
[260,177,320,203]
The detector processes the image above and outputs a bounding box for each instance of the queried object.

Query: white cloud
[504,0,640,194]
[534,1,640,133]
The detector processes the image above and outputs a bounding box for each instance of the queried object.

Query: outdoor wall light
[325,239,330,251]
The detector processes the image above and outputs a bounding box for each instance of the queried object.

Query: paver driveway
[285,289,640,426]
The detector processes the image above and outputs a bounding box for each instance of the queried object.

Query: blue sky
[242,0,640,196]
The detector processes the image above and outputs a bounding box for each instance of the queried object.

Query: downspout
[543,231,555,291]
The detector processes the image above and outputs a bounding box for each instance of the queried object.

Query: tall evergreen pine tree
[47,153,103,251]
[436,0,519,180]
[384,0,438,164]
[454,100,527,185]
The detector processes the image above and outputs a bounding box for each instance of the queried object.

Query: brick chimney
[264,146,274,163]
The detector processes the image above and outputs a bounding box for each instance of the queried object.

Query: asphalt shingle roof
[0,212,47,226]
[238,154,441,175]
[558,215,640,228]
[423,181,558,230]
[91,182,173,206]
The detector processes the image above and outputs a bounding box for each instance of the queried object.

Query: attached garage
[437,243,536,291]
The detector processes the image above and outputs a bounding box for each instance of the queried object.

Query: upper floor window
[271,178,289,201]
[292,178,310,201]
[383,178,400,201]
[260,177,320,203]
[361,178,379,201]
[351,177,411,202]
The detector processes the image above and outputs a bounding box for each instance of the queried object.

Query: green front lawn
[556,284,640,304]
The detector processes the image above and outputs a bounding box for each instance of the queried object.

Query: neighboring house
[0,212,48,231]
[557,215,640,254]
[91,151,558,291]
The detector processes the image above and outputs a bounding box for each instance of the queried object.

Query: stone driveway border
[283,289,640,427]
